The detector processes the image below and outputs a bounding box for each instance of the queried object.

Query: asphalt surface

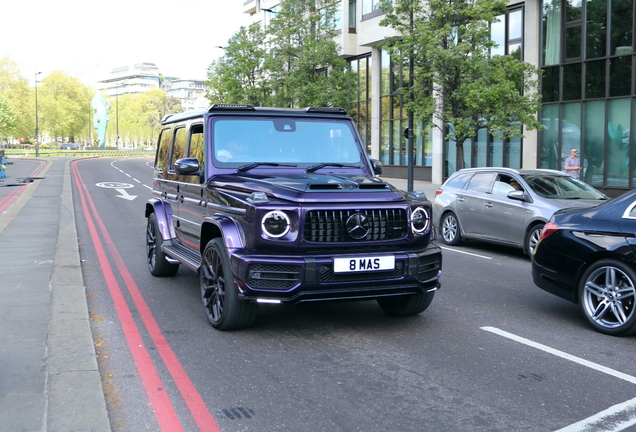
[0,156,439,432]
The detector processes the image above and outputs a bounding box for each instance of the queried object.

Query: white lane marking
[482,327,636,384]
[440,246,493,260]
[553,397,636,432]
[482,327,636,432]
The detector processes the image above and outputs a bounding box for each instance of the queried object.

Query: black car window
[466,173,496,193]
[155,128,172,172]
[444,172,473,189]
[492,174,523,197]
[170,127,188,172]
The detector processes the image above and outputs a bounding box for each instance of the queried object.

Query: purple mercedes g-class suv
[145,104,442,330]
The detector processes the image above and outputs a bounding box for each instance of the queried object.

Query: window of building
[348,55,372,154]
[349,0,357,33]
[491,7,523,58]
[379,49,433,167]
[540,0,636,190]
[361,0,383,19]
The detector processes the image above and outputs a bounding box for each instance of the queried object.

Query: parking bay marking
[482,326,636,431]
[441,246,493,260]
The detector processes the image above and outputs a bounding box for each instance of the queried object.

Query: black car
[532,189,636,336]
[146,104,442,330]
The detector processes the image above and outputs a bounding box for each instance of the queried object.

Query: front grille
[418,255,441,281]
[248,264,300,289]
[304,209,407,242]
[319,261,404,283]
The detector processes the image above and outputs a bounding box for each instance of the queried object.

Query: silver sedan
[432,168,609,255]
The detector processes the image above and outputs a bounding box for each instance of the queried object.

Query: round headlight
[261,210,290,238]
[411,207,430,234]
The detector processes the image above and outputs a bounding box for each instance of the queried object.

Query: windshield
[211,117,364,168]
[522,174,607,200]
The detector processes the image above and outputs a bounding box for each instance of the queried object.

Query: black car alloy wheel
[200,238,256,330]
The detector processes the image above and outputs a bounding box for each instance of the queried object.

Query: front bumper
[229,245,442,304]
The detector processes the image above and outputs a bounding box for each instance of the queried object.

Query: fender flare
[145,199,176,241]
[201,214,246,251]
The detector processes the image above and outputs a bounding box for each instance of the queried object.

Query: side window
[465,172,495,193]
[492,175,523,197]
[444,172,473,189]
[156,128,172,172]
[189,124,204,166]
[169,127,188,171]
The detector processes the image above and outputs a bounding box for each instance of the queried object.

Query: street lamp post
[116,84,121,146]
[35,71,42,157]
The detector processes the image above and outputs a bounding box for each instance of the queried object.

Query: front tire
[524,223,544,256]
[441,212,462,246]
[579,259,636,336]
[146,213,179,277]
[377,291,435,316]
[200,238,257,330]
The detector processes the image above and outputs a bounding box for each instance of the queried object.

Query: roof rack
[305,107,347,114]
[209,104,256,111]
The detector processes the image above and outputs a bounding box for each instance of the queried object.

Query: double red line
[72,160,221,432]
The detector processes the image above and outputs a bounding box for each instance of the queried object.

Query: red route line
[72,162,185,432]
[72,160,221,432]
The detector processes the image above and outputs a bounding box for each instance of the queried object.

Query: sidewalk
[379,176,441,199]
[0,158,111,432]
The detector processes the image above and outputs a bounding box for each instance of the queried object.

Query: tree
[207,0,356,109]
[38,71,93,143]
[265,0,355,108]
[207,23,270,106]
[380,0,542,170]
[0,58,33,141]
[0,95,16,140]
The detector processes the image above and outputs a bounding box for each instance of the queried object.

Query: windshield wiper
[237,162,297,173]
[306,163,361,173]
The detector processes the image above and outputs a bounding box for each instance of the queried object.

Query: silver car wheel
[525,224,544,256]
[582,265,636,332]
[441,213,460,245]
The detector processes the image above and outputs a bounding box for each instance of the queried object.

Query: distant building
[97,63,160,97]
[162,79,208,111]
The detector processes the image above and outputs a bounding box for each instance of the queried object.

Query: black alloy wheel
[146,213,179,277]
[200,238,257,330]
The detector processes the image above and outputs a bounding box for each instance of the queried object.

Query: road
[72,157,636,432]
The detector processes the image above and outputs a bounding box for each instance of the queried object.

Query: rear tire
[200,238,257,330]
[524,223,544,256]
[440,212,463,246]
[146,212,179,277]
[377,291,435,316]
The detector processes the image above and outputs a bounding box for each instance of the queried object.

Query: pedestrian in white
[564,148,582,179]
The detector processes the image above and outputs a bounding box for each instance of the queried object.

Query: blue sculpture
[92,92,110,147]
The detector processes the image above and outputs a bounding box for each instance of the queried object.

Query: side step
[162,241,201,272]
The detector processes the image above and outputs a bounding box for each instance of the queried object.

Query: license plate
[333,255,395,273]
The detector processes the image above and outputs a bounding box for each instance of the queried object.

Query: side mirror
[174,157,200,176]
[507,190,528,202]
[370,158,383,176]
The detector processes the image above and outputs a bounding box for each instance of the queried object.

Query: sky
[1,0,249,86]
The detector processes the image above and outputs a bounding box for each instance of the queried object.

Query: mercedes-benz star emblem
[346,213,370,240]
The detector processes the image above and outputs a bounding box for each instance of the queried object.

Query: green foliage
[0,95,16,138]
[0,58,33,140]
[206,0,356,109]
[207,24,270,106]
[380,0,542,169]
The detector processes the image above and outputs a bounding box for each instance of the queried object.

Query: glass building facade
[541,0,634,190]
